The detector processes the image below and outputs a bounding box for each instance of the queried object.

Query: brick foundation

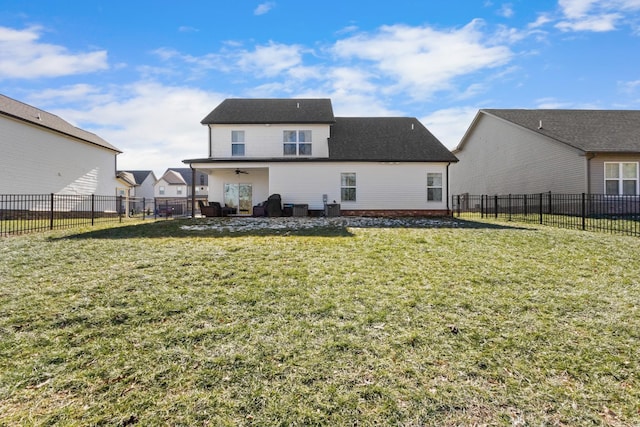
[339,209,452,217]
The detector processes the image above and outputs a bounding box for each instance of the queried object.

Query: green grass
[1,218,639,426]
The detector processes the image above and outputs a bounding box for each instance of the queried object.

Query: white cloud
[254,2,276,16]
[498,3,515,18]
[41,83,224,176]
[236,41,304,77]
[332,20,513,100]
[556,13,621,31]
[556,0,640,32]
[0,26,108,79]
[421,107,479,149]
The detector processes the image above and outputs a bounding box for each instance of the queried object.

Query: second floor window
[159,186,165,195]
[232,131,245,156]
[283,130,312,156]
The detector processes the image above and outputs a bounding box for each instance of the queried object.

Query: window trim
[283,130,312,156]
[427,172,443,202]
[604,162,639,196]
[231,143,245,156]
[341,172,356,202]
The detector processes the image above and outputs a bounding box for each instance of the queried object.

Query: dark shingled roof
[169,168,208,186]
[0,93,121,153]
[329,117,458,162]
[201,98,335,124]
[484,109,640,153]
[118,170,155,185]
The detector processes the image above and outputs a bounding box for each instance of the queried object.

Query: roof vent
[37,113,42,121]
[296,102,300,109]
[411,123,414,130]
[538,120,543,130]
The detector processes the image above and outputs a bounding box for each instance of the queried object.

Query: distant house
[451,109,640,196]
[184,98,457,216]
[155,169,188,200]
[0,94,123,195]
[119,170,157,212]
[169,168,209,200]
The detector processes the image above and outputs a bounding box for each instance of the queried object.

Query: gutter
[586,152,595,194]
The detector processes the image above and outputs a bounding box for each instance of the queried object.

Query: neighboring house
[170,168,209,200]
[183,98,457,216]
[451,109,640,196]
[0,94,123,195]
[155,169,188,199]
[119,170,157,213]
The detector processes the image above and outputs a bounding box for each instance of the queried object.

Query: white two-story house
[183,98,458,216]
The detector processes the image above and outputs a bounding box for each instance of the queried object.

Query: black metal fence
[0,194,195,236]
[452,193,640,237]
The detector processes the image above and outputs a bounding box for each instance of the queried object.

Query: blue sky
[1,0,640,176]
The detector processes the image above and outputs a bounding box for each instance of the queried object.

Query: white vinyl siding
[210,124,329,158]
[451,114,587,195]
[193,162,450,211]
[0,115,121,195]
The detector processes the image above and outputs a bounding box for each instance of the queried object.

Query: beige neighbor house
[0,94,125,195]
[183,98,458,216]
[451,109,640,196]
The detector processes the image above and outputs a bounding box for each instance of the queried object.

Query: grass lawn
[1,217,639,426]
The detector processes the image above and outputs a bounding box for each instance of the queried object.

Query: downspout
[586,153,595,194]
[208,124,213,158]
[446,162,451,214]
[190,165,196,219]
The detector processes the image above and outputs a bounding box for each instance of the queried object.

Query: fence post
[91,194,95,226]
[494,195,499,219]
[456,195,461,217]
[118,195,123,222]
[508,194,512,221]
[142,197,146,220]
[481,195,484,218]
[50,193,55,230]
[581,193,586,230]
[539,193,543,224]
[548,192,553,215]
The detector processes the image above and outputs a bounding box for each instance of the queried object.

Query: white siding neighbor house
[0,94,123,195]
[452,109,640,196]
[155,169,188,200]
[184,98,458,216]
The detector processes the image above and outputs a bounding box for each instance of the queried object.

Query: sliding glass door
[224,183,252,214]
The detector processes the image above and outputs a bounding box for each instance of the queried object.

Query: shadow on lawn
[55,217,529,240]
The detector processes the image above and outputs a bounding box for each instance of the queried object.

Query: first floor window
[427,172,443,201]
[341,173,356,202]
[605,162,638,195]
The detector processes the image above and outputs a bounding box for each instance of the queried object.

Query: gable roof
[0,94,121,153]
[168,168,209,186]
[159,169,187,185]
[119,170,156,185]
[201,98,335,124]
[329,117,458,162]
[480,109,640,153]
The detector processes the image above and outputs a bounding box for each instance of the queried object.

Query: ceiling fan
[235,169,249,175]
